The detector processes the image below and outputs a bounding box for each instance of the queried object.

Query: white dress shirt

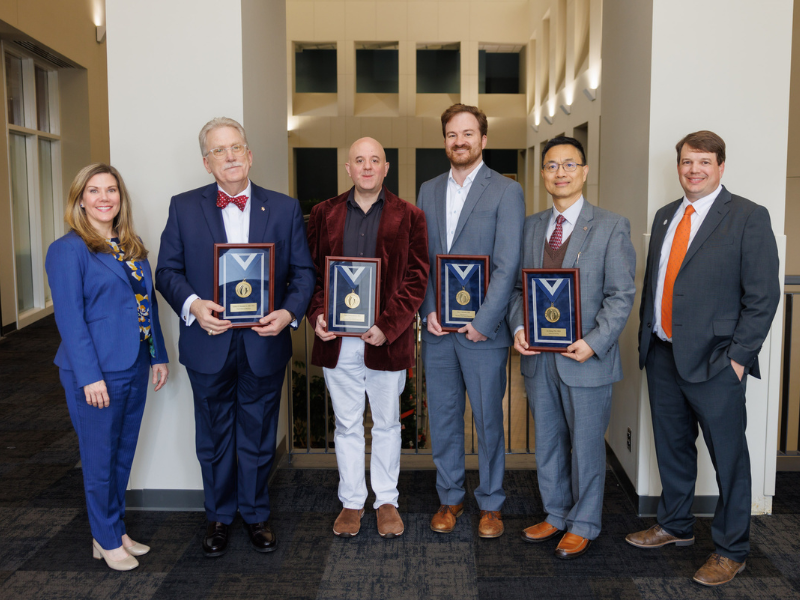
[514,196,585,337]
[652,184,722,341]
[446,161,484,251]
[181,182,252,326]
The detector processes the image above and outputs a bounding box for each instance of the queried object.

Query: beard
[446,143,482,167]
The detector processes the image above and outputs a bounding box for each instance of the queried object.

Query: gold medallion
[235,279,252,298]
[544,304,561,323]
[345,291,360,309]
[456,289,471,306]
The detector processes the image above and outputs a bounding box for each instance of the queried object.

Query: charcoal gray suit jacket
[638,186,780,382]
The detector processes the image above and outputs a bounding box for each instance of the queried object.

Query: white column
[107,0,289,505]
[600,0,791,514]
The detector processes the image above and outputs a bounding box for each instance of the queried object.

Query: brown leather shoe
[521,521,564,543]
[554,532,591,559]
[478,510,504,538]
[625,524,695,548]
[376,504,404,538]
[333,507,364,537]
[430,504,464,533]
[692,553,746,586]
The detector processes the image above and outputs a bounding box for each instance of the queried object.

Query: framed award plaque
[213,243,275,328]
[522,268,582,352]
[324,256,381,337]
[436,254,490,332]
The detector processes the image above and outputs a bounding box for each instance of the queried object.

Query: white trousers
[323,337,406,509]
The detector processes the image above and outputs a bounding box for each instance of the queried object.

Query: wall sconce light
[96,25,106,43]
[530,123,539,133]
[560,104,571,116]
[583,87,597,102]
[543,114,553,125]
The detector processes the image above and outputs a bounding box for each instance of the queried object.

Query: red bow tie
[216,191,248,211]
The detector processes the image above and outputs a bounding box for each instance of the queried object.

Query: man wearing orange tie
[627,131,780,586]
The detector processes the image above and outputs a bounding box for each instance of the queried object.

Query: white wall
[601,0,792,512]
[107,0,288,496]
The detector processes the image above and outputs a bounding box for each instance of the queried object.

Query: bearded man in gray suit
[417,104,525,538]
[508,136,636,559]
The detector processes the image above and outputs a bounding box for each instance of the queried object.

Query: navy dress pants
[60,340,150,550]
[186,329,285,525]
[646,336,751,562]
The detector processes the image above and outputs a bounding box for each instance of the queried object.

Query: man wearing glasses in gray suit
[417,104,525,539]
[508,136,636,559]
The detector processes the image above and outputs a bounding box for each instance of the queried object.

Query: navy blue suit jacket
[156,182,315,376]
[46,231,169,388]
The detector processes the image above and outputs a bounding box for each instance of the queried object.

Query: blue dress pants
[422,335,508,510]
[60,340,150,550]
[186,329,284,525]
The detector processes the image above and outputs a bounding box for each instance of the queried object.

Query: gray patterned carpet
[1,316,799,599]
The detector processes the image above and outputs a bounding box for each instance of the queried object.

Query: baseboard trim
[606,442,717,517]
[126,434,288,511]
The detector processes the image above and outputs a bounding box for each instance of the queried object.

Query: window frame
[3,42,64,325]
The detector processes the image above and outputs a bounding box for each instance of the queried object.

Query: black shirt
[342,188,384,259]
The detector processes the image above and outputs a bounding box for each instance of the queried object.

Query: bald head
[345,137,390,197]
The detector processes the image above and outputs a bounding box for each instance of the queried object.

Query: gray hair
[198,117,249,156]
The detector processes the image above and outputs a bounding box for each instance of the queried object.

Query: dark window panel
[483,149,519,176]
[416,49,460,94]
[415,148,452,197]
[356,49,399,93]
[384,148,399,196]
[295,49,337,93]
[295,148,339,214]
[479,51,520,94]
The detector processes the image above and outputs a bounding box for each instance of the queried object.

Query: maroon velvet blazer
[306,187,429,371]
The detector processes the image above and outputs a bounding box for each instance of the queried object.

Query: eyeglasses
[542,161,584,173]
[206,144,248,160]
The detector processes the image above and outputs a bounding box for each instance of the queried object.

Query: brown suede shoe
[333,507,364,537]
[625,524,695,549]
[554,532,591,560]
[430,504,464,533]
[692,553,746,586]
[521,521,564,543]
[478,510,504,538]
[376,504,404,538]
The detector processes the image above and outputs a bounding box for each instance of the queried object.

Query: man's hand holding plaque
[522,268,582,352]
[436,255,490,333]
[323,257,381,337]
[213,243,275,328]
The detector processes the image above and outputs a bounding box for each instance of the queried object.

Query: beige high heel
[123,539,150,556]
[92,539,139,571]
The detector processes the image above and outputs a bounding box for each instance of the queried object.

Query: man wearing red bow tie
[156,117,315,557]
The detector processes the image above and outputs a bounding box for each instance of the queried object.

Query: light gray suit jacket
[418,165,525,349]
[508,200,636,387]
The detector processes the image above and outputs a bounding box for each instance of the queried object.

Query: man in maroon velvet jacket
[306,137,429,539]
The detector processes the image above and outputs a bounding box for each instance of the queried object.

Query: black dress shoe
[203,521,229,557]
[244,521,277,553]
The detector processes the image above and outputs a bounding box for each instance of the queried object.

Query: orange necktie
[661,204,695,339]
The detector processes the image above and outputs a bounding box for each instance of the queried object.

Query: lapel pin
[583,226,587,231]
[663,219,668,225]
[261,207,265,211]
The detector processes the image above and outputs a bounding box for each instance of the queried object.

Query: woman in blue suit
[46,163,169,571]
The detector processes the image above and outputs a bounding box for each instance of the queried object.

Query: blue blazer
[46,231,169,388]
[155,182,315,377]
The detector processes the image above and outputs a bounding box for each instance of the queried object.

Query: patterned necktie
[216,190,248,211]
[661,204,696,338]
[549,215,566,251]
